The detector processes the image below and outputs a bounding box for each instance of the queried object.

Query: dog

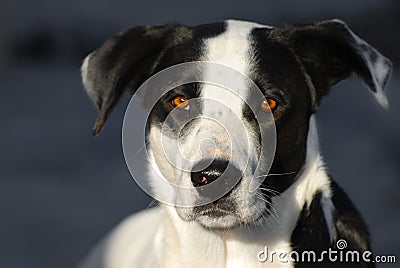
[79,19,391,268]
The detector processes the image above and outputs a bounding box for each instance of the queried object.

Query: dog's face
[81,20,391,229]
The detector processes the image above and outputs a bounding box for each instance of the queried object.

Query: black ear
[283,19,392,110]
[81,24,191,135]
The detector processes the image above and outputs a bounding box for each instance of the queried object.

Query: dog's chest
[158,217,297,268]
[224,237,294,268]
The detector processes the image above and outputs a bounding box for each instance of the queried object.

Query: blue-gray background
[0,0,399,267]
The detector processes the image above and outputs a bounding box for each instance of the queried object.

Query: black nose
[191,159,241,198]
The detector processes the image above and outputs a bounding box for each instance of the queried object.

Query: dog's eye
[261,98,278,112]
[172,96,190,110]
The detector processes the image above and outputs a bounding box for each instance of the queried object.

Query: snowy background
[0,0,399,267]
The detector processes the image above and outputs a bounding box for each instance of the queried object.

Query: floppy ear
[81,24,191,135]
[283,19,392,110]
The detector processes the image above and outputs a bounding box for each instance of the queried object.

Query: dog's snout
[191,159,241,198]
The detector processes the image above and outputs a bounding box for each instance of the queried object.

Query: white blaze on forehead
[203,20,266,76]
[201,20,271,116]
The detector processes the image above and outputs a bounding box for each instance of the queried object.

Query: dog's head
[81,19,391,229]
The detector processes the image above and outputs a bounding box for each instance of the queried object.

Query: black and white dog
[80,19,391,268]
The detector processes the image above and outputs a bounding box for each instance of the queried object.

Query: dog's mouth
[197,207,233,218]
[190,199,241,229]
[176,186,269,229]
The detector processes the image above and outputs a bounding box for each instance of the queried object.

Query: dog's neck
[151,115,335,267]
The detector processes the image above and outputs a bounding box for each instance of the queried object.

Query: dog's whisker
[246,223,252,236]
[256,196,278,220]
[254,171,297,179]
[255,193,271,203]
[252,194,280,226]
[258,187,285,198]
[253,201,278,232]
[258,187,289,198]
[247,200,266,231]
[258,190,290,209]
[255,192,274,206]
[258,187,281,195]
[259,191,292,215]
[258,197,279,222]
[255,204,269,231]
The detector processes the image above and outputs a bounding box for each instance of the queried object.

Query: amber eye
[261,98,278,112]
[172,96,189,110]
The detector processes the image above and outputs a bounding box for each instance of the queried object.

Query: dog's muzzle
[190,159,241,199]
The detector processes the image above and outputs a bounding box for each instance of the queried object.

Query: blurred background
[0,0,399,267]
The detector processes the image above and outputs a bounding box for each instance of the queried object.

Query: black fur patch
[291,185,374,268]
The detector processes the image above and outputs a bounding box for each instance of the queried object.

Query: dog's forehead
[198,20,272,114]
[202,20,271,69]
[201,20,271,77]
